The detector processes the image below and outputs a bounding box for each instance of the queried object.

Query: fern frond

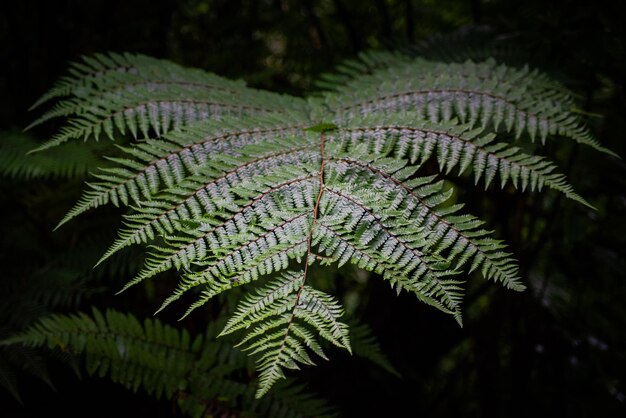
[30,52,247,110]
[2,308,203,398]
[314,49,412,92]
[28,52,308,152]
[319,183,463,317]
[56,115,310,229]
[32,48,615,397]
[348,320,400,377]
[327,58,615,156]
[122,163,319,292]
[330,116,593,208]
[170,238,310,318]
[96,137,316,265]
[0,130,109,180]
[131,147,466,317]
[2,309,333,417]
[321,148,524,291]
[220,270,350,398]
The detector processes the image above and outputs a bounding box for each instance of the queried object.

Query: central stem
[295,130,326,303]
[276,130,326,352]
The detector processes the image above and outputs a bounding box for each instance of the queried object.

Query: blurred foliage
[0,0,624,417]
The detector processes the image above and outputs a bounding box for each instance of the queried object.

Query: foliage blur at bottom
[0,1,624,417]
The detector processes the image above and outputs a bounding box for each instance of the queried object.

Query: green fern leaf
[331,115,594,208]
[220,270,350,398]
[27,53,307,152]
[1,309,334,417]
[55,115,309,230]
[0,130,110,180]
[327,58,616,156]
[30,49,617,396]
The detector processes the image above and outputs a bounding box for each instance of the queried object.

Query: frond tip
[220,270,351,398]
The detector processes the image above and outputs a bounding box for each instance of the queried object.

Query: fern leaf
[348,320,400,377]
[324,152,524,290]
[96,137,316,265]
[55,115,309,229]
[328,58,615,156]
[122,165,319,292]
[315,49,412,92]
[0,130,109,180]
[2,309,334,417]
[28,53,307,152]
[220,270,350,398]
[29,52,247,110]
[331,116,594,208]
[168,238,310,318]
[320,184,464,316]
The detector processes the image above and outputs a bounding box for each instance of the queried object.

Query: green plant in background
[4,43,613,404]
[3,308,335,417]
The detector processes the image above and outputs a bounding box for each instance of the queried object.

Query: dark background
[1,0,625,417]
